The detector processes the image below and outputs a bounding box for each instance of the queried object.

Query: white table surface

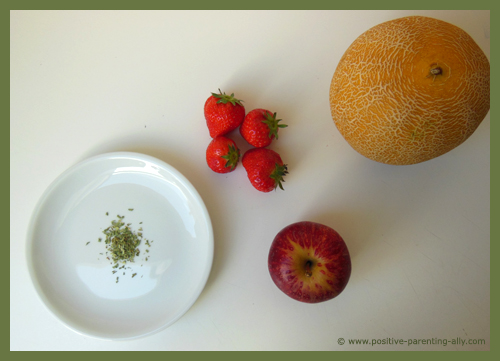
[10,10,490,351]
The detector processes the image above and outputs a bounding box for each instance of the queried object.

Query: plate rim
[25,151,214,340]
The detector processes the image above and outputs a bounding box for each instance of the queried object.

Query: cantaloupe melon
[329,16,490,165]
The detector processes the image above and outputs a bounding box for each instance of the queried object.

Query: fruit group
[329,16,490,165]
[205,90,245,138]
[242,148,288,192]
[268,221,351,303]
[206,136,240,173]
[240,109,287,148]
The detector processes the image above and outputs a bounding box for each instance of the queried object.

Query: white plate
[26,152,214,340]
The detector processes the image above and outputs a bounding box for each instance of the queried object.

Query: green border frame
[8,1,493,355]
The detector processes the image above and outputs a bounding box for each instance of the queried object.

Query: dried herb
[98,213,154,282]
[102,216,142,265]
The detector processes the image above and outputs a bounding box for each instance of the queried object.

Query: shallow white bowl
[26,152,214,340]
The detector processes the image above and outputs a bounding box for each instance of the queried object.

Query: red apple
[268,221,351,303]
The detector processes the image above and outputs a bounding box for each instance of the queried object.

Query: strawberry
[206,136,240,173]
[242,148,288,192]
[204,89,245,138]
[240,109,287,148]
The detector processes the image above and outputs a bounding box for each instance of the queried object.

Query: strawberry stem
[270,162,288,190]
[211,89,244,106]
[221,144,240,170]
[262,112,287,140]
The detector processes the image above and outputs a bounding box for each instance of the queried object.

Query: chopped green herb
[86,242,90,246]
[103,215,142,266]
[99,212,154,283]
[106,212,109,216]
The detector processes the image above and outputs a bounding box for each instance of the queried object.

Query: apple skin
[268,221,351,303]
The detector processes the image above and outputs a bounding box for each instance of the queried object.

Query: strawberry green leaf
[270,163,288,190]
[211,89,244,106]
[262,112,287,140]
[221,144,240,170]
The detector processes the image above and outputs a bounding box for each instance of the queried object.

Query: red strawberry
[204,89,245,138]
[242,148,288,192]
[240,109,287,148]
[206,136,241,173]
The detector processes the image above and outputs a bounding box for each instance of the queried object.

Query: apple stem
[305,260,313,277]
